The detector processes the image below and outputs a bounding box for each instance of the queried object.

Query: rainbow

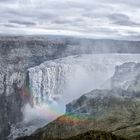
[20,85,94,125]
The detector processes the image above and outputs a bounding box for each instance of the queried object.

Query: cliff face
[0,36,79,140]
[111,62,140,92]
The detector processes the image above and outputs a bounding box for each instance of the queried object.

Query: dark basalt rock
[16,130,130,140]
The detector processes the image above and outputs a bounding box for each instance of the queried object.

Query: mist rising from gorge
[21,54,140,128]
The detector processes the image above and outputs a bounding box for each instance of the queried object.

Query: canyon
[0,36,140,140]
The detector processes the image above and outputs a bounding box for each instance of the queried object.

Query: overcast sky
[0,0,140,38]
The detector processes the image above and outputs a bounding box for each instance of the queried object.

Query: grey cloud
[8,20,36,26]
[0,0,14,3]
[99,0,140,7]
[108,13,140,27]
[0,0,140,38]
[53,18,84,26]
[3,23,19,28]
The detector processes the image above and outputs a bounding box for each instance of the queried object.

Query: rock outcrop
[17,130,130,140]
[111,62,140,92]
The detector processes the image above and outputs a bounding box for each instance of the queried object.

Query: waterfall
[12,54,140,139]
[28,63,75,105]
[27,54,140,108]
